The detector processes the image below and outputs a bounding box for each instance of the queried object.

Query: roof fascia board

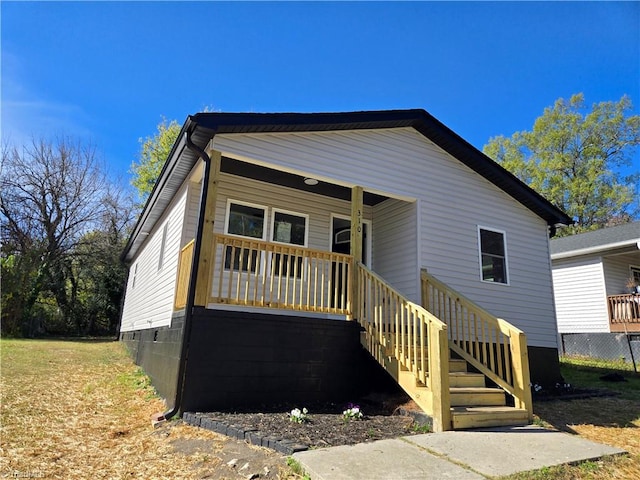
[551,239,640,260]
[121,121,192,262]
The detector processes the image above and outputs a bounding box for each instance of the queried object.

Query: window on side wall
[631,266,640,288]
[224,201,267,272]
[478,227,508,284]
[158,222,169,271]
[271,209,308,278]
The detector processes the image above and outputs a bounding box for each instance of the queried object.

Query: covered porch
[175,233,354,316]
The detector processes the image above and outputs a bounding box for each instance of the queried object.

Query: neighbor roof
[122,109,572,263]
[550,222,640,259]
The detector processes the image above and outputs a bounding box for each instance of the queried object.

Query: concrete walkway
[293,426,626,479]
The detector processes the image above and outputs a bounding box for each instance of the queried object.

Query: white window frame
[271,208,309,247]
[477,226,509,285]
[224,199,268,240]
[269,208,309,279]
[131,263,138,289]
[630,265,640,285]
[158,222,169,272]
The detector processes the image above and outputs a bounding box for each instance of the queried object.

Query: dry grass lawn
[2,339,638,480]
[0,338,295,479]
[505,358,640,480]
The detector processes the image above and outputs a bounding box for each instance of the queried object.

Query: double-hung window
[271,209,308,278]
[478,226,509,284]
[224,201,267,272]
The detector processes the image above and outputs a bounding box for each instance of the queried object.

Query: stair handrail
[356,263,450,431]
[421,269,532,419]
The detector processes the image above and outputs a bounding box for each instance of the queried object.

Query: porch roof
[550,221,640,260]
[122,109,571,263]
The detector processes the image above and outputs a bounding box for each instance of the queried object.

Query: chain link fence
[560,332,640,372]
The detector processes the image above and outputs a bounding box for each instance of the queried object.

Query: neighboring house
[119,109,570,431]
[550,222,640,362]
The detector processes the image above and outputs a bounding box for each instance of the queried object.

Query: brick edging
[183,412,309,455]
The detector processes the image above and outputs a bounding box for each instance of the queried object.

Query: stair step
[449,359,467,372]
[449,387,506,406]
[451,406,530,430]
[449,372,485,388]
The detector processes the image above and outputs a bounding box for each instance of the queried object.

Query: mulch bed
[184,394,424,453]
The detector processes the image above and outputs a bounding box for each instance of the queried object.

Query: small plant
[342,403,364,421]
[286,457,311,479]
[411,423,431,433]
[289,407,309,424]
[530,382,543,393]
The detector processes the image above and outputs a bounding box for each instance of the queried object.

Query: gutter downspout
[158,127,213,422]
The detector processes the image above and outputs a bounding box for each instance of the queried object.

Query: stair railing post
[430,321,451,432]
[510,329,533,421]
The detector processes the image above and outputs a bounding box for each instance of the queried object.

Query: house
[119,109,571,431]
[550,222,640,362]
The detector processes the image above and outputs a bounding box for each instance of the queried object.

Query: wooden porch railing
[208,234,353,315]
[174,240,195,310]
[608,294,640,332]
[421,270,533,419]
[357,263,451,431]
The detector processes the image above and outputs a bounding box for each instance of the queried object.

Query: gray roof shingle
[550,222,640,255]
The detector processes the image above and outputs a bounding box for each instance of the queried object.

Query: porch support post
[194,149,221,306]
[350,186,364,319]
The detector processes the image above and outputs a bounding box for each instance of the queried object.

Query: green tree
[484,94,640,235]
[130,117,181,202]
[1,138,135,337]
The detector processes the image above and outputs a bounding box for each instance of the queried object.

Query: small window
[272,210,307,246]
[132,263,138,289]
[158,222,169,271]
[271,210,308,278]
[224,201,267,272]
[631,266,640,285]
[478,227,508,284]
[226,201,266,239]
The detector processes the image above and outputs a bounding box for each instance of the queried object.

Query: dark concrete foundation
[180,308,391,412]
[120,307,562,412]
[120,312,186,409]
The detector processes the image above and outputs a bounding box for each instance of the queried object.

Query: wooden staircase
[364,332,530,430]
[448,358,529,429]
[355,263,533,432]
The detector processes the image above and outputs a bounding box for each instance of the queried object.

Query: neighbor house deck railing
[174,240,195,310]
[608,294,640,332]
[207,234,353,315]
[357,263,450,431]
[421,270,532,418]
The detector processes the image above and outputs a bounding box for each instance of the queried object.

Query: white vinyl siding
[120,187,188,332]
[213,172,372,253]
[552,256,609,333]
[372,198,419,301]
[213,127,559,348]
[602,252,640,295]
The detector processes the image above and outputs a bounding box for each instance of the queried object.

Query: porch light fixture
[304,177,319,186]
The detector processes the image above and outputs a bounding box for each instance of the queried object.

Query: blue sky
[2,1,639,181]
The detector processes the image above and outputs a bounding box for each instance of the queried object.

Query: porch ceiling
[221,156,388,206]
